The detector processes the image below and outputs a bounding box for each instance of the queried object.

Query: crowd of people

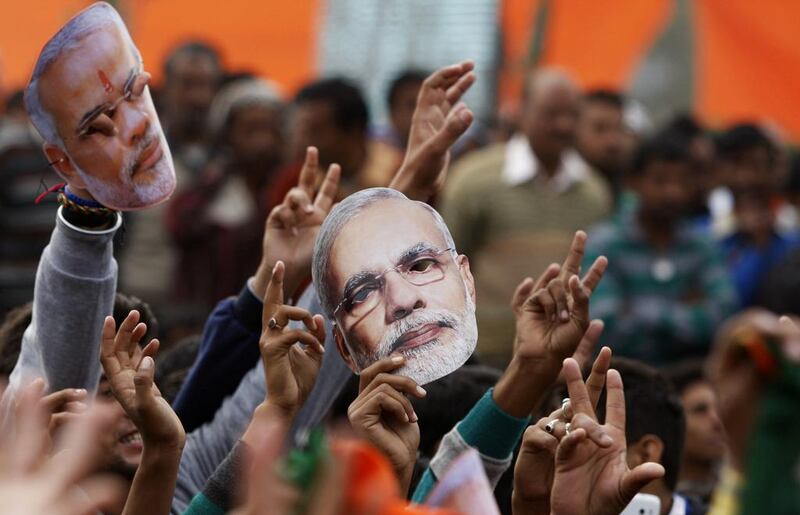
[1,2,799,514]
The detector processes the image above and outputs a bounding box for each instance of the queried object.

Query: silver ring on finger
[267,317,284,330]
[565,422,572,435]
[545,420,557,434]
[561,398,573,420]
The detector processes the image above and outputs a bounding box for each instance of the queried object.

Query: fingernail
[410,411,418,423]
[416,386,427,397]
[600,433,613,446]
[459,109,472,122]
[318,344,325,353]
[74,388,86,395]
[305,205,314,213]
[391,355,404,364]
[561,309,569,320]
[140,356,154,370]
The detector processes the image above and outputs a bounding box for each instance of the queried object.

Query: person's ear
[456,254,476,304]
[43,143,86,188]
[630,434,664,468]
[334,324,359,373]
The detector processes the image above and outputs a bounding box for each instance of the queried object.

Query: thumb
[134,356,156,407]
[619,462,665,504]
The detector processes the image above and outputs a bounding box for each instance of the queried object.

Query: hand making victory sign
[511,230,608,365]
[390,60,476,201]
[549,358,665,515]
[253,147,341,299]
[259,261,327,422]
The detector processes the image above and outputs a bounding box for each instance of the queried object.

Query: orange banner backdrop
[540,0,671,90]
[694,0,800,140]
[0,0,318,99]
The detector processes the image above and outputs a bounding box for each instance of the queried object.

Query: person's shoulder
[447,142,507,190]
[573,164,612,205]
[586,217,625,253]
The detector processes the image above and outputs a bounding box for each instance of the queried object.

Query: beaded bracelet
[58,186,116,216]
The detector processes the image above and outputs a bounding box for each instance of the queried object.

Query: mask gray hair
[24,2,142,148]
[311,187,457,319]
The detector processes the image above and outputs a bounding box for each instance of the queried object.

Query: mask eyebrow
[75,66,138,134]
[342,270,380,301]
[394,242,441,267]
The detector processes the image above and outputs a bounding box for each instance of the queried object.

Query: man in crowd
[168,78,286,310]
[440,68,611,367]
[716,124,796,307]
[158,40,223,177]
[575,89,628,203]
[585,135,737,365]
[268,77,373,204]
[665,359,726,505]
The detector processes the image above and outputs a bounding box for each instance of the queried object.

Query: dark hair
[583,89,624,110]
[629,134,692,177]
[294,78,369,133]
[661,114,705,142]
[596,358,686,491]
[155,334,200,404]
[715,123,776,166]
[662,359,707,396]
[163,41,222,80]
[411,365,501,456]
[0,293,159,380]
[785,153,800,194]
[756,247,800,314]
[386,70,427,109]
[113,293,159,344]
[5,89,25,113]
[0,303,33,377]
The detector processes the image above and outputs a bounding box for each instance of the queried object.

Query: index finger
[580,256,608,293]
[298,147,319,196]
[560,231,586,280]
[314,163,341,213]
[262,261,286,325]
[562,357,595,421]
[358,355,406,392]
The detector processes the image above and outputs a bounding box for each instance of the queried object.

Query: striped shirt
[584,213,738,365]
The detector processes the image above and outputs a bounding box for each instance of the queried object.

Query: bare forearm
[493,357,560,419]
[123,444,182,515]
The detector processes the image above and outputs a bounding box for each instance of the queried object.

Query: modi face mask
[313,188,478,385]
[25,2,176,210]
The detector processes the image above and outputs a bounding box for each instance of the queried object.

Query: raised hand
[512,346,611,515]
[347,355,426,495]
[389,61,475,201]
[549,359,664,515]
[99,310,185,451]
[254,146,341,298]
[0,382,124,515]
[260,261,326,421]
[512,231,607,365]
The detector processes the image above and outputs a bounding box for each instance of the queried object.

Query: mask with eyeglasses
[333,247,456,321]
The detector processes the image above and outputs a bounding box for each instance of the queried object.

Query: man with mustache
[312,187,478,385]
[25,2,176,210]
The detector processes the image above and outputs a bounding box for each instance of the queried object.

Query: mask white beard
[71,110,176,210]
[349,284,478,385]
